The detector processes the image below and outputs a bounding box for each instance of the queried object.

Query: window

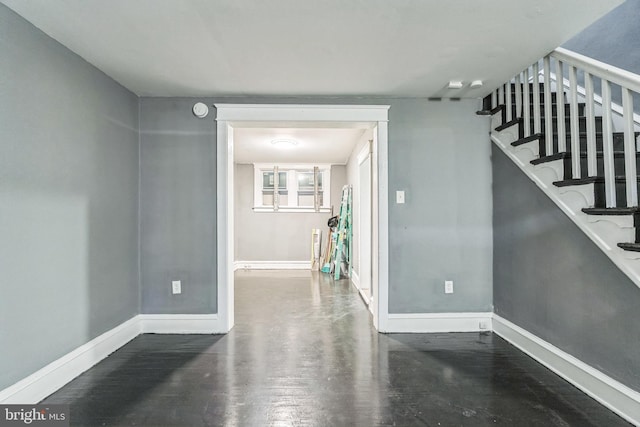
[261,170,288,207]
[253,164,331,212]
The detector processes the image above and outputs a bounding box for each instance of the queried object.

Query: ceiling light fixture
[270,139,298,147]
[470,80,483,88]
[447,80,464,89]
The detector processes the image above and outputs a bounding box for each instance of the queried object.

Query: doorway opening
[215,104,390,332]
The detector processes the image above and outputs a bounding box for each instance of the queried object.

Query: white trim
[553,47,640,99]
[350,270,373,307]
[548,72,640,127]
[0,316,141,404]
[383,312,493,333]
[493,314,640,425]
[253,162,333,170]
[375,122,389,331]
[357,140,372,165]
[217,121,234,333]
[233,261,311,270]
[350,269,360,288]
[359,288,372,306]
[215,104,390,122]
[0,314,225,404]
[216,104,390,333]
[139,314,223,334]
[252,207,332,213]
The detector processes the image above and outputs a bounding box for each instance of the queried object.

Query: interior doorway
[215,104,390,332]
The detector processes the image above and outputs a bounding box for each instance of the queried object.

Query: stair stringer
[491,128,640,288]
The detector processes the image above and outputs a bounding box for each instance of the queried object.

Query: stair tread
[617,242,640,252]
[554,175,640,187]
[531,153,565,164]
[553,177,599,187]
[583,207,640,216]
[510,134,543,147]
[495,118,521,131]
[477,105,503,116]
[531,151,640,165]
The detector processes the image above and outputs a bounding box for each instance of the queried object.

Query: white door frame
[357,140,373,304]
[215,104,390,332]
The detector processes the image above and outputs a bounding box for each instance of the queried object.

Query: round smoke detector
[192,102,209,118]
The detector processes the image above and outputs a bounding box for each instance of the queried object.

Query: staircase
[482,47,640,288]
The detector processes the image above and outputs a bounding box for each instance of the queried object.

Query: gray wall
[0,4,139,390]
[492,145,640,391]
[139,98,217,314]
[387,100,493,313]
[139,97,493,315]
[562,0,640,110]
[234,164,345,262]
[563,0,640,75]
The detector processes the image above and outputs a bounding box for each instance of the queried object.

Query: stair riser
[510,92,564,104]
[536,139,626,158]
[594,181,640,209]
[511,103,586,118]
[509,82,546,91]
[542,134,629,156]
[528,117,603,134]
[562,156,640,181]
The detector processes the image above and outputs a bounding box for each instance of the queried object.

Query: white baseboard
[139,314,223,334]
[350,270,360,288]
[0,316,141,404]
[234,261,311,270]
[493,314,640,425]
[0,313,224,404]
[385,312,493,333]
[4,308,638,425]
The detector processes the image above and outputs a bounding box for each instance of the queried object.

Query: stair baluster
[543,56,554,156]
[532,62,542,137]
[480,46,640,253]
[601,79,617,207]
[584,72,597,177]
[523,68,531,138]
[622,87,638,207]
[555,60,567,153]
[568,65,581,179]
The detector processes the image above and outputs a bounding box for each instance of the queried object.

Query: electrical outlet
[396,190,405,204]
[172,280,182,295]
[445,280,453,294]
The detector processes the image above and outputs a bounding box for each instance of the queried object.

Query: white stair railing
[489,47,640,209]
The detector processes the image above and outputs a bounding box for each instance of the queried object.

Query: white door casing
[215,104,390,332]
[358,141,372,299]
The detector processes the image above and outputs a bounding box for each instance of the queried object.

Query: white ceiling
[1,0,623,97]
[234,126,368,164]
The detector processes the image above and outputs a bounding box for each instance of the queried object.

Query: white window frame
[253,163,332,213]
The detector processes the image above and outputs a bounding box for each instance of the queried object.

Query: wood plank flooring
[42,270,630,426]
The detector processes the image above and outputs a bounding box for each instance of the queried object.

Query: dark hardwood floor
[42,270,630,426]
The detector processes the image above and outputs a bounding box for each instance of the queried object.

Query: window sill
[253,207,331,213]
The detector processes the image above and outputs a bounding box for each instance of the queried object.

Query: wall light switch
[172,280,182,295]
[396,190,405,204]
[445,280,454,294]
